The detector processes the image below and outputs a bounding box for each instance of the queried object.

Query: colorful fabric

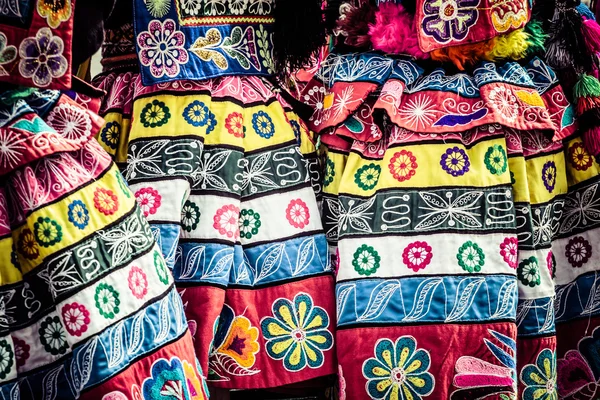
[0,88,206,399]
[304,51,579,399]
[133,0,275,85]
[93,70,337,390]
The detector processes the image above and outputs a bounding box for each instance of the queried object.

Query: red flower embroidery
[12,337,29,368]
[128,266,149,299]
[402,241,433,272]
[389,150,418,182]
[565,236,592,268]
[286,199,310,229]
[225,112,244,138]
[61,302,91,337]
[568,142,593,171]
[213,204,240,239]
[547,251,556,279]
[94,188,119,216]
[134,187,162,218]
[499,237,518,269]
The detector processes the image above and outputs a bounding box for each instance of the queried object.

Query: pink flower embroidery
[402,241,433,272]
[135,187,162,217]
[213,204,240,239]
[12,337,29,368]
[102,391,128,400]
[546,251,555,279]
[286,199,310,229]
[566,236,592,268]
[137,19,188,79]
[128,266,149,300]
[499,237,518,269]
[61,303,91,337]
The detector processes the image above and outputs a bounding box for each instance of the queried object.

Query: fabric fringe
[339,3,376,48]
[525,19,547,56]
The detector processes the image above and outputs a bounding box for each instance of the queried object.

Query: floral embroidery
[542,161,557,193]
[179,0,202,16]
[286,199,310,229]
[102,392,128,400]
[261,293,333,371]
[140,99,171,128]
[94,283,121,319]
[484,144,508,175]
[34,217,62,247]
[518,256,541,287]
[61,302,90,337]
[183,359,207,399]
[142,357,191,399]
[225,112,245,138]
[457,241,485,273]
[290,119,302,145]
[520,349,557,400]
[0,33,16,76]
[352,244,381,276]
[213,204,241,239]
[568,142,593,171]
[363,336,435,400]
[354,164,381,191]
[440,146,470,177]
[339,365,347,400]
[565,236,592,268]
[137,19,188,78]
[67,200,89,230]
[489,86,519,122]
[100,121,121,150]
[46,102,92,143]
[183,100,217,133]
[0,340,13,380]
[182,200,201,232]
[128,266,149,300]
[145,0,171,17]
[324,159,335,187]
[546,251,556,279]
[18,228,39,260]
[94,188,119,216]
[154,251,170,285]
[239,209,261,240]
[39,316,68,355]
[403,241,433,272]
[18,28,68,87]
[499,237,518,269]
[252,111,275,139]
[510,171,516,185]
[389,150,418,182]
[12,337,29,368]
[116,171,131,198]
[135,187,162,218]
[37,0,72,28]
[422,0,479,44]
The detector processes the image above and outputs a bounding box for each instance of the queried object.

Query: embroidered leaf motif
[538,298,555,334]
[234,152,279,194]
[106,321,126,368]
[292,237,317,276]
[39,252,83,300]
[193,149,231,191]
[210,353,260,380]
[357,280,400,322]
[490,330,516,351]
[128,311,146,356]
[221,26,260,70]
[190,28,229,70]
[0,0,21,17]
[338,197,376,234]
[581,275,600,316]
[403,278,443,322]
[445,278,485,322]
[201,248,234,280]
[178,245,204,280]
[416,191,483,231]
[336,283,356,323]
[154,294,171,342]
[69,337,97,394]
[492,279,518,319]
[41,365,63,400]
[253,243,286,284]
[554,282,574,320]
[560,183,600,233]
[484,337,515,369]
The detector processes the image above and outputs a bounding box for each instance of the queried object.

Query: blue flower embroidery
[67,200,89,230]
[290,120,301,145]
[100,121,120,150]
[142,357,191,399]
[520,348,557,400]
[260,293,333,372]
[252,111,275,139]
[183,100,217,134]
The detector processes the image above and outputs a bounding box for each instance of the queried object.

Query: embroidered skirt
[304,52,580,399]
[0,88,206,399]
[93,73,337,390]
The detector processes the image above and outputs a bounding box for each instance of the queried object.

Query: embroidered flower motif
[0,32,17,77]
[34,217,62,248]
[339,365,347,400]
[239,209,261,240]
[363,336,435,400]
[39,316,68,355]
[181,200,201,232]
[354,164,381,191]
[489,87,519,122]
[12,337,29,368]
[179,0,202,15]
[440,146,470,177]
[565,236,592,268]
[499,237,518,269]
[140,99,171,128]
[135,187,162,218]
[67,200,89,230]
[422,0,479,44]
[249,0,272,14]
[137,19,188,78]
[252,111,275,139]
[18,27,68,87]
[46,103,92,143]
[324,158,335,188]
[0,340,13,380]
[510,171,516,185]
[154,251,170,285]
[100,121,121,150]
[261,293,333,371]
[94,283,121,319]
[542,161,557,193]
[94,187,119,216]
[115,171,131,198]
[286,199,310,229]
[228,0,248,15]
[484,144,508,175]
[456,241,485,273]
[183,100,217,133]
[389,150,418,182]
[520,349,557,400]
[225,112,245,138]
[213,204,240,239]
[18,228,39,260]
[128,266,149,300]
[518,256,541,287]
[183,359,208,400]
[102,392,128,400]
[568,142,593,171]
[290,119,302,145]
[37,0,72,28]
[145,0,171,17]
[352,244,381,276]
[61,303,91,337]
[403,241,433,272]
[142,357,191,399]
[547,251,556,279]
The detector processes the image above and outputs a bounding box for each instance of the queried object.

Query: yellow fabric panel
[525,151,567,206]
[0,238,22,285]
[564,137,600,187]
